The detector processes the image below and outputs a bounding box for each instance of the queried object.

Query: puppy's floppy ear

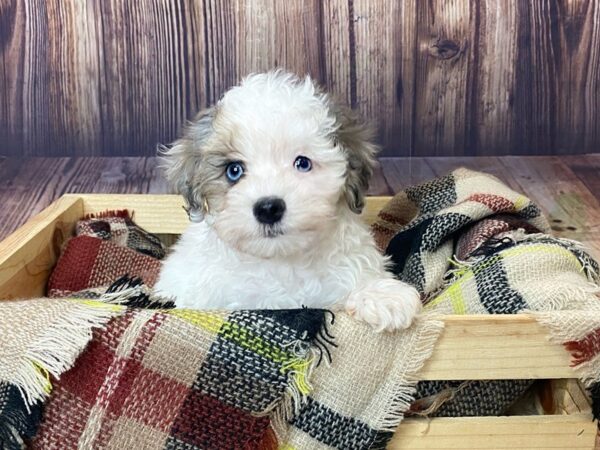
[333,106,379,214]
[159,108,216,221]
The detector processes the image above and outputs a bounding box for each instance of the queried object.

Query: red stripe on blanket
[565,328,600,366]
[377,211,408,225]
[466,193,515,212]
[83,209,131,220]
[60,339,116,404]
[57,314,135,404]
[47,236,101,296]
[32,385,91,449]
[120,366,190,431]
[171,390,272,449]
[48,235,161,296]
[101,314,168,417]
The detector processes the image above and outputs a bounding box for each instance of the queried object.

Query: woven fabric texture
[77,210,166,260]
[372,168,600,417]
[32,307,322,450]
[2,211,443,450]
[47,236,161,297]
[0,298,124,450]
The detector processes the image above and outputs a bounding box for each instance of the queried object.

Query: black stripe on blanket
[0,382,43,450]
[519,203,543,220]
[385,218,432,285]
[291,397,379,450]
[421,213,473,251]
[405,173,457,215]
[386,213,472,292]
[473,255,527,314]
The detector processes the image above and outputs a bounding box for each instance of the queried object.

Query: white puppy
[154,71,421,331]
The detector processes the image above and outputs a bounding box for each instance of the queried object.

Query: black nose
[253,197,286,225]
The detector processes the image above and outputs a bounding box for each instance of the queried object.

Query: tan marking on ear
[332,104,379,214]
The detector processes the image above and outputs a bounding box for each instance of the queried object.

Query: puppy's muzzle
[253,197,286,225]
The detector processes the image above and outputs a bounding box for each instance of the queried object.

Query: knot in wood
[429,39,460,60]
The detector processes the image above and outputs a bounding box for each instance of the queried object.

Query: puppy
[154,71,421,331]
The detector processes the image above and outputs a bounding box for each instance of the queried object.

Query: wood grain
[470,0,520,154]
[0,157,167,241]
[418,315,574,380]
[390,414,595,449]
[500,156,600,257]
[413,1,471,156]
[0,195,83,299]
[2,1,600,157]
[563,154,600,203]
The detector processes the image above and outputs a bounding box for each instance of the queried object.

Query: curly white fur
[155,71,422,331]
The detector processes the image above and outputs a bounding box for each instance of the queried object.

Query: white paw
[345,278,422,332]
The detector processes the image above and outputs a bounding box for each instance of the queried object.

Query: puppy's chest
[237,262,349,308]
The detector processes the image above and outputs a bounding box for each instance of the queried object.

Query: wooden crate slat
[76,193,391,232]
[390,414,596,449]
[421,314,576,380]
[420,315,574,380]
[75,193,188,234]
[0,195,83,299]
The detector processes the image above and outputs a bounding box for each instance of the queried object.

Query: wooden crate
[0,194,596,449]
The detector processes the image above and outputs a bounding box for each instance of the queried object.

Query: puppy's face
[162,72,377,259]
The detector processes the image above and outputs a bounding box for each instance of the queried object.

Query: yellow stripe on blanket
[502,243,583,269]
[166,309,303,369]
[514,194,529,211]
[166,309,226,334]
[425,278,466,314]
[220,321,297,365]
[426,243,583,313]
[71,299,125,313]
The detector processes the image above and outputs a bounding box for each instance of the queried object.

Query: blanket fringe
[255,345,320,443]
[103,276,175,309]
[17,300,123,408]
[529,310,600,387]
[83,209,131,220]
[375,316,445,432]
[530,282,600,313]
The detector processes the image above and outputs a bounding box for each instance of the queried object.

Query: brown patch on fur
[159,107,231,217]
[331,104,378,214]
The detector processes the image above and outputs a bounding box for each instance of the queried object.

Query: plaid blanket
[33,304,325,449]
[76,210,166,259]
[1,212,443,449]
[372,168,600,417]
[47,211,166,298]
[28,295,441,450]
[0,286,442,450]
[0,298,124,449]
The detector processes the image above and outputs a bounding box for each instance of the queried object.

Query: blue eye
[225,162,244,182]
[294,156,312,172]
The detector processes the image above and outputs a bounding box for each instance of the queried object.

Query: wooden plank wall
[1,0,599,157]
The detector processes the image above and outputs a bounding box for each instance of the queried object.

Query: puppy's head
[161,71,377,258]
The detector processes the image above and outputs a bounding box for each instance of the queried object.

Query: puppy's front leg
[345,276,422,332]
